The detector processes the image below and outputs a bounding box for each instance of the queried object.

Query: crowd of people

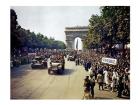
[11,48,67,68]
[11,47,130,99]
[74,48,130,99]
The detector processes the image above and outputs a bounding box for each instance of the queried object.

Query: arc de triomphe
[65,26,88,49]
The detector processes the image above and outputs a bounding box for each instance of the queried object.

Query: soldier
[89,75,96,98]
[117,72,124,98]
[97,73,104,90]
[84,60,88,71]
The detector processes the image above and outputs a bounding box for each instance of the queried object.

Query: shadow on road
[94,97,113,99]
[11,64,31,78]
[94,95,130,100]
[119,95,130,99]
[11,69,29,78]
[62,68,75,76]
[31,68,48,70]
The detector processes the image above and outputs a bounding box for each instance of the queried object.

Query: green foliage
[102,6,130,44]
[83,6,130,49]
[10,9,66,50]
[83,15,103,49]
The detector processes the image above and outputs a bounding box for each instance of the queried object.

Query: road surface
[11,59,128,99]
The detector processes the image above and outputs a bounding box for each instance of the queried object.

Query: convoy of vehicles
[27,50,79,74]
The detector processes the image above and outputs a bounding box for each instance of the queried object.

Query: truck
[31,56,48,69]
[48,54,65,74]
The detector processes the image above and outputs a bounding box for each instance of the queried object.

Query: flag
[76,39,78,50]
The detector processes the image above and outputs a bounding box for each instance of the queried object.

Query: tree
[83,6,130,52]
[10,8,66,66]
[11,9,21,50]
[10,9,66,56]
[83,15,103,49]
[101,6,130,45]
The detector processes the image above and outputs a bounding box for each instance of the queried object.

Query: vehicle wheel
[31,66,34,69]
[48,69,51,74]
[57,69,62,74]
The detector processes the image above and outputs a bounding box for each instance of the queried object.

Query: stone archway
[65,26,88,50]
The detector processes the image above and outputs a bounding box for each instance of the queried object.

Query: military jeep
[48,54,65,74]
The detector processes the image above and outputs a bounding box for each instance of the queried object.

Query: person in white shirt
[103,69,109,87]
[89,67,93,76]
[111,70,118,92]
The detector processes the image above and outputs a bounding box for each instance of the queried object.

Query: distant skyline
[11,6,101,43]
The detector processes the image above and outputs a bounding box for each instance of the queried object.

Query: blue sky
[11,6,101,44]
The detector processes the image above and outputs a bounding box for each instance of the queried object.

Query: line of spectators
[78,48,130,98]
